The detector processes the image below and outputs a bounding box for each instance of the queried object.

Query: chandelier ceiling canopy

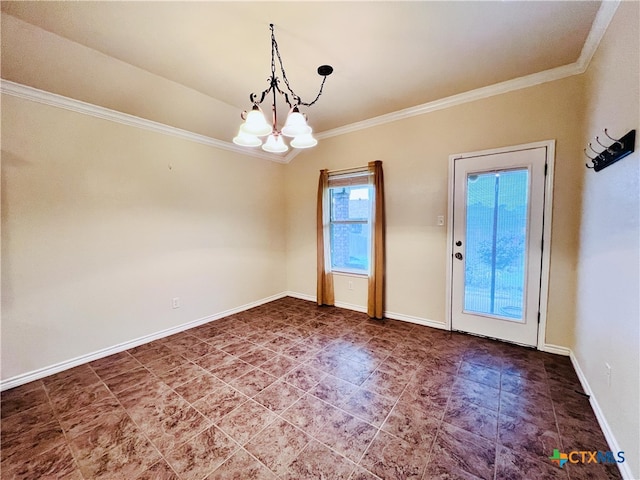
[233,23,333,153]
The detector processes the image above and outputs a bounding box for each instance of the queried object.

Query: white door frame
[445,140,555,350]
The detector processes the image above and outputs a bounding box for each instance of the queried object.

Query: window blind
[328,169,371,187]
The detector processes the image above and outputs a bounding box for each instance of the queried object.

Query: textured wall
[285,75,585,348]
[1,95,286,380]
[576,2,640,477]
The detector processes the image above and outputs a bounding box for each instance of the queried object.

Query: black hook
[595,136,616,154]
[595,136,608,148]
[585,129,636,172]
[587,143,601,156]
[603,128,624,148]
[584,149,597,169]
[584,148,596,160]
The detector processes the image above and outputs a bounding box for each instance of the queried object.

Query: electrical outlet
[605,363,611,387]
[348,281,353,290]
[172,297,180,309]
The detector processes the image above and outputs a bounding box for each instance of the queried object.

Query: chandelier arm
[250,76,278,106]
[270,76,277,133]
[249,91,265,105]
[272,81,293,108]
[237,24,331,149]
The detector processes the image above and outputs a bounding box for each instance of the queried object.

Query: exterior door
[451,146,547,347]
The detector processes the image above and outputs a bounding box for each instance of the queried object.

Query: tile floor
[1,297,622,479]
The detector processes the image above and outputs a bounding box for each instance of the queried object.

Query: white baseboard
[0,292,287,392]
[384,310,448,330]
[286,291,316,303]
[541,343,572,356]
[335,301,367,314]
[569,351,633,479]
[7,289,630,478]
[285,291,367,313]
[285,291,447,330]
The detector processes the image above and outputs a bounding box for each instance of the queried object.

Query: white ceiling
[1,1,602,152]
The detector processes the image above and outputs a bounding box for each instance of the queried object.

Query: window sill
[331,270,368,278]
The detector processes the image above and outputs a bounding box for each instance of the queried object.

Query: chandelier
[233,24,333,153]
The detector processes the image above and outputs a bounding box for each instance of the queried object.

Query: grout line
[493,364,502,480]
[40,383,87,480]
[86,364,177,479]
[3,299,598,479]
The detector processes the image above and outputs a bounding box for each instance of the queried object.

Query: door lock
[455,252,463,260]
[455,241,462,247]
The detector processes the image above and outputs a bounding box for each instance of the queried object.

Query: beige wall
[1,7,637,472]
[576,2,639,477]
[1,14,241,143]
[285,75,585,348]
[1,95,286,381]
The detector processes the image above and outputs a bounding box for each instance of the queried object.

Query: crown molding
[1,2,618,161]
[0,80,289,164]
[318,1,619,142]
[317,63,583,140]
[576,0,620,72]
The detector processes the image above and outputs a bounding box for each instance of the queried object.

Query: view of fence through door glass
[464,169,529,321]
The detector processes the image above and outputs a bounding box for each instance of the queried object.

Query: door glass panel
[464,169,529,321]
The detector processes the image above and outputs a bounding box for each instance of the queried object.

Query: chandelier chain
[270,24,326,108]
[234,23,330,152]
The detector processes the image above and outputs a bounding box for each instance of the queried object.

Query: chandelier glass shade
[233,24,332,153]
[239,106,272,137]
[290,133,318,149]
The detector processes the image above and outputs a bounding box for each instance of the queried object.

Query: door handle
[455,252,463,260]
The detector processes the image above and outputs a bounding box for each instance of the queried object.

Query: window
[328,171,372,274]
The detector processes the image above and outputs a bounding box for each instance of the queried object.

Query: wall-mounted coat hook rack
[585,129,636,172]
